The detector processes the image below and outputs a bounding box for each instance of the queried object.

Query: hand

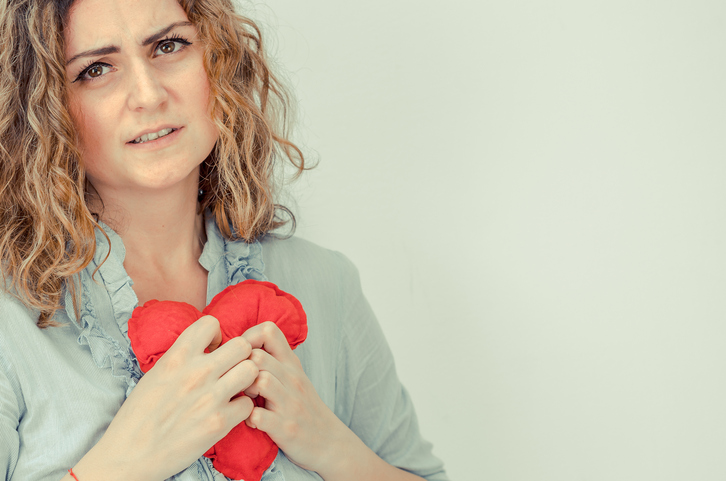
[80,315,259,481]
[241,321,349,474]
[240,322,427,481]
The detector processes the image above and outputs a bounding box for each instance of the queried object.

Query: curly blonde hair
[0,0,305,328]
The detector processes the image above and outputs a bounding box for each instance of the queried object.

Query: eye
[154,36,191,57]
[86,64,108,78]
[73,62,113,83]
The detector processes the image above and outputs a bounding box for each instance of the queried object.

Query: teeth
[133,128,174,144]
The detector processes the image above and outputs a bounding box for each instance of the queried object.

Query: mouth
[128,127,181,145]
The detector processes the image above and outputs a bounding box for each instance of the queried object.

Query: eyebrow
[66,21,193,66]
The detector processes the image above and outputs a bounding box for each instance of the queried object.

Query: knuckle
[197,362,214,380]
[231,336,251,355]
[243,359,259,378]
[240,395,254,416]
[289,376,305,394]
[167,336,191,357]
[201,315,220,327]
[282,419,299,440]
[249,349,265,364]
[191,394,217,422]
[244,384,259,398]
[183,365,212,391]
[182,375,200,393]
[261,321,278,337]
[208,410,227,434]
[249,407,262,426]
[197,315,220,334]
[181,316,220,346]
[194,391,215,410]
[158,350,185,372]
[256,371,271,390]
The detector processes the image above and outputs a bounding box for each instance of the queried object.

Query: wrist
[70,436,154,481]
[313,424,378,481]
[311,424,426,481]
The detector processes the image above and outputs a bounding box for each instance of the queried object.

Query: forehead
[64,0,189,53]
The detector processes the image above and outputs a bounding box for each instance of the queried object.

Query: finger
[209,336,253,376]
[225,394,255,430]
[172,315,222,353]
[200,316,224,352]
[248,348,285,380]
[243,370,285,410]
[245,405,277,434]
[217,359,259,400]
[242,322,296,363]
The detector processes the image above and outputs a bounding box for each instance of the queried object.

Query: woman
[0,0,448,480]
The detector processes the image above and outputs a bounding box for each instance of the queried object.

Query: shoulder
[0,279,77,365]
[256,235,365,329]
[0,285,74,356]
[0,288,41,390]
[259,234,359,288]
[0,288,40,331]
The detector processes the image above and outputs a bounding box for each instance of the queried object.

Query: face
[64,0,218,201]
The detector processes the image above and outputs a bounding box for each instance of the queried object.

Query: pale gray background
[238,1,726,479]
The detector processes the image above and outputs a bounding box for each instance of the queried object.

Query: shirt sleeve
[0,351,21,481]
[332,253,449,481]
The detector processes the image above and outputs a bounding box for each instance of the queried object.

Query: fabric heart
[128,279,308,481]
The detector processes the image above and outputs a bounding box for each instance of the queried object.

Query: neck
[90,173,206,274]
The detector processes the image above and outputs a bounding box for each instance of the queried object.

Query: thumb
[176,315,223,353]
[201,315,224,352]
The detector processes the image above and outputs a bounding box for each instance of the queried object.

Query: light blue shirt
[0,215,448,481]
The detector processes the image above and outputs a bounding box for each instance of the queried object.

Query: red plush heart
[128,279,308,481]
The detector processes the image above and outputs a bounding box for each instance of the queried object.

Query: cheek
[68,97,116,184]
[69,97,105,154]
[190,66,212,116]
[68,97,87,144]
[191,71,218,146]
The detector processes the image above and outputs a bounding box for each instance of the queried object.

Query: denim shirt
[0,215,448,481]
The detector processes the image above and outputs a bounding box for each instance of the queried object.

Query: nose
[126,60,168,112]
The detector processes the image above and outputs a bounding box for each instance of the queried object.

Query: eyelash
[72,34,193,83]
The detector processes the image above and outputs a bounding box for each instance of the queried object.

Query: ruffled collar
[62,214,267,399]
[200,213,266,286]
[62,221,142,396]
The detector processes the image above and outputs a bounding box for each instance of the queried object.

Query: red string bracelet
[68,468,80,481]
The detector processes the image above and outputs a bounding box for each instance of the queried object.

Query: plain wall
[239,1,726,479]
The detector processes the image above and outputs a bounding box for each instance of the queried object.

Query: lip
[126,126,183,150]
[126,125,182,144]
